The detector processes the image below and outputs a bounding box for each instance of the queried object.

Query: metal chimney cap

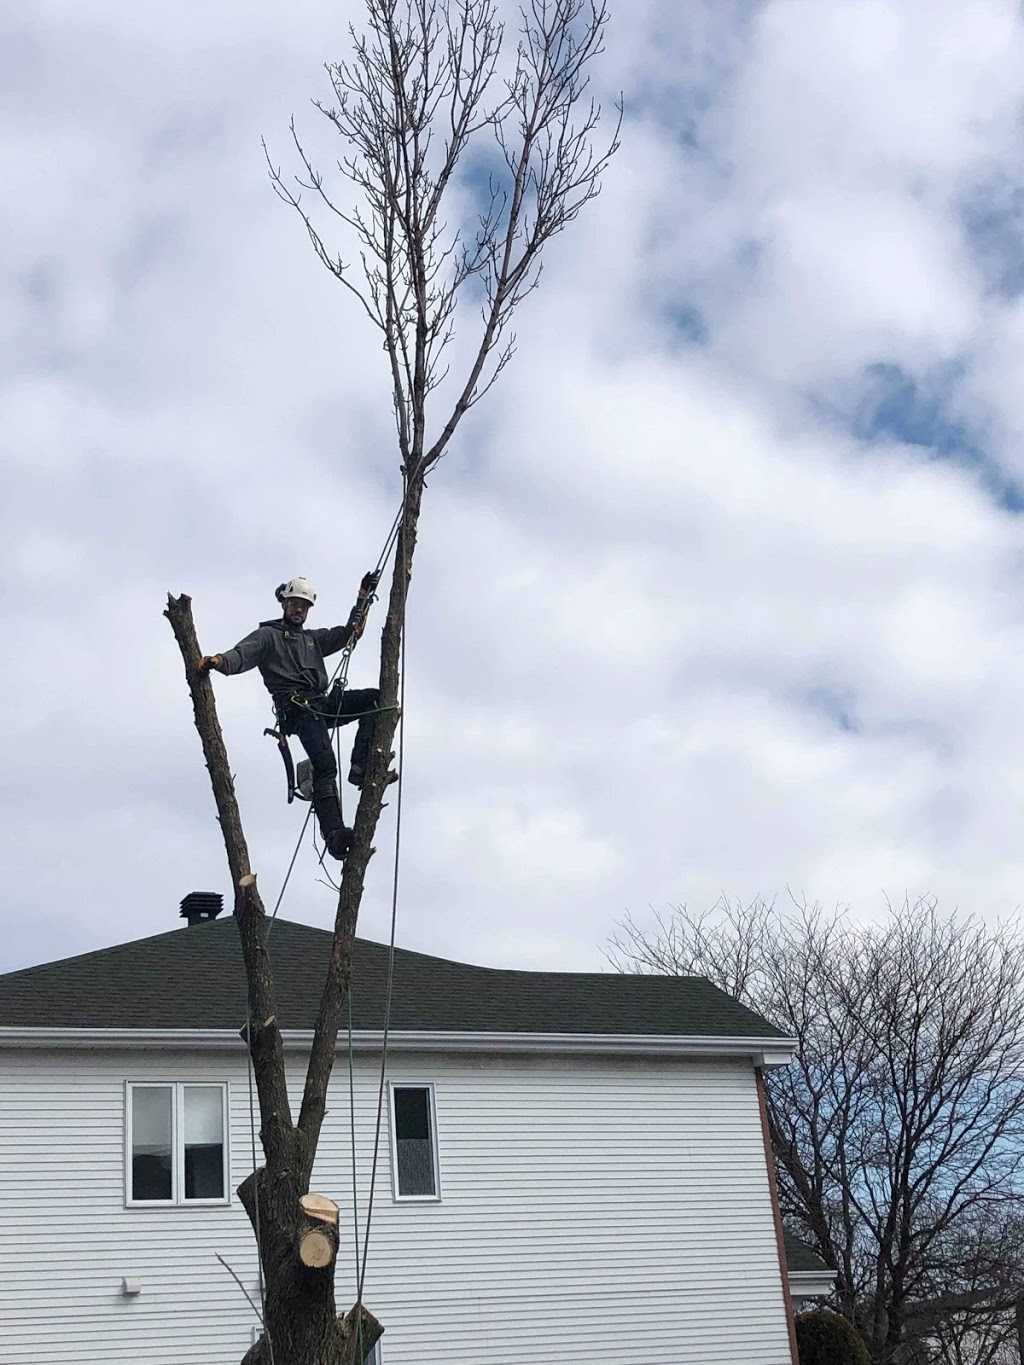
[179,892,224,927]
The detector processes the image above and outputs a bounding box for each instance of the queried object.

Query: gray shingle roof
[0,916,785,1038]
[783,1232,832,1275]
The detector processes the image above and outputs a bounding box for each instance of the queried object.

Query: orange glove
[198,654,222,672]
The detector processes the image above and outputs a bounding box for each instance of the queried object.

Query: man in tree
[164,0,617,1351]
[200,573,391,859]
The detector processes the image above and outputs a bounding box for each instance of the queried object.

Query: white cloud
[4,0,1024,978]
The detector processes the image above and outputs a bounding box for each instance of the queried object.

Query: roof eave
[789,1269,837,1296]
[0,1026,796,1066]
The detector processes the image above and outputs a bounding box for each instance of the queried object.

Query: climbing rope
[245,1007,274,1364]
[270,806,316,927]
[242,466,417,1359]
[346,987,363,1295]
[357,498,408,1311]
[346,471,411,1354]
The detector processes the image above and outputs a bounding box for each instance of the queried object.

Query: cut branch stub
[339,1303,383,1365]
[300,1193,340,1225]
[297,1192,340,1270]
[298,1227,335,1270]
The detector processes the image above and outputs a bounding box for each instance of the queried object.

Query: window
[389,1083,439,1199]
[127,1083,229,1205]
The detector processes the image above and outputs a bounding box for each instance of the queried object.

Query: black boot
[325,826,355,860]
[348,754,398,789]
[311,780,353,860]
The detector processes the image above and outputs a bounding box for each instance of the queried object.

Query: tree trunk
[239,1167,336,1362]
[238,1173,381,1364]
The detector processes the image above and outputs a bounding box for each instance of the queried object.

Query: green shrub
[795,1309,870,1365]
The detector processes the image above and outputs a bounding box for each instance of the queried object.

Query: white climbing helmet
[276,577,317,606]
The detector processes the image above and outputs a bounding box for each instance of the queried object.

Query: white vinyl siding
[0,1046,793,1364]
[0,1051,256,1365]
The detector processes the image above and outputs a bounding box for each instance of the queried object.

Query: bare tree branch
[609,896,1024,1365]
[267,0,620,474]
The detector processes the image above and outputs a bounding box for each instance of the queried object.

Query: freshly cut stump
[297,1193,340,1270]
[299,1227,334,1268]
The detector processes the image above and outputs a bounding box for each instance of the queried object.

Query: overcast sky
[4,0,1024,976]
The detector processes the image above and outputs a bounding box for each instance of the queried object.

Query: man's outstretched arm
[200,627,270,675]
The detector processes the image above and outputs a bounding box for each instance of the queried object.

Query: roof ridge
[0,917,787,1042]
[0,916,663,985]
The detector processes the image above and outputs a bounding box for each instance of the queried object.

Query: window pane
[394,1087,435,1196]
[183,1086,225,1200]
[132,1087,173,1201]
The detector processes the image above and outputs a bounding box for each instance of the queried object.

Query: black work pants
[281,684,380,838]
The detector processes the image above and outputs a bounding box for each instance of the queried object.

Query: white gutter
[788,1269,837,1297]
[0,1026,796,1067]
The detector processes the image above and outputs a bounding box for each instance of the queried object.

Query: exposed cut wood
[300,1193,340,1226]
[296,1194,340,1270]
[299,1228,335,1269]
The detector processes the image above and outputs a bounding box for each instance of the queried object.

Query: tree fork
[165,592,387,1363]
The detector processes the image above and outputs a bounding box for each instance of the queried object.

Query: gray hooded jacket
[218,617,354,700]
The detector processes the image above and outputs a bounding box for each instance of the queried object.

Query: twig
[215,1252,264,1323]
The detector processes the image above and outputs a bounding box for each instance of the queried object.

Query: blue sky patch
[663,302,708,345]
[801,685,860,735]
[820,362,1024,515]
[962,178,1024,300]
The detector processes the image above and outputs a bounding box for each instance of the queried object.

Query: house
[784,1235,835,1311]
[0,896,804,1364]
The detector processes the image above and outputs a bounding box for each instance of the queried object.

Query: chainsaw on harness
[265,689,338,804]
[263,722,314,804]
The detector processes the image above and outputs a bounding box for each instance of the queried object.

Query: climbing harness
[264,699,397,807]
[262,560,387,806]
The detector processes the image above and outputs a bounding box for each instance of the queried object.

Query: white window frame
[388,1081,441,1202]
[125,1082,231,1208]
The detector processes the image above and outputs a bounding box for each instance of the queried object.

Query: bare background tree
[167,1,618,1362]
[608,898,1024,1365]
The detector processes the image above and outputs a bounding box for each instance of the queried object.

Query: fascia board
[788,1270,837,1296]
[0,1026,796,1064]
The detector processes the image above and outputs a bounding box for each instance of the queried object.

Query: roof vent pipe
[179,892,224,927]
